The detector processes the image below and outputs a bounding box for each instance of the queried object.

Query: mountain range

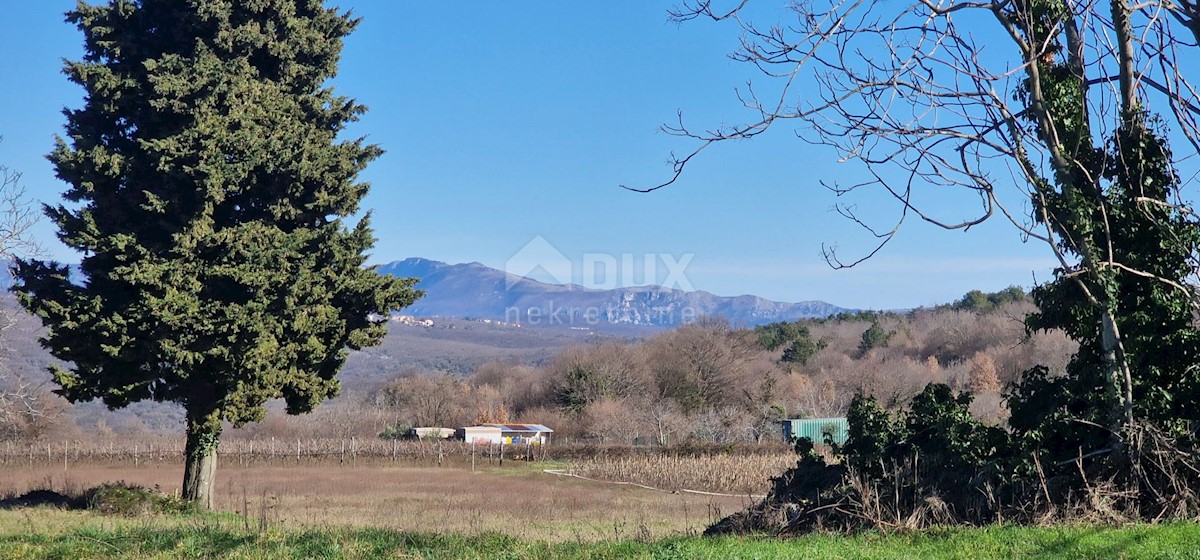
[0,258,851,328]
[376,258,850,328]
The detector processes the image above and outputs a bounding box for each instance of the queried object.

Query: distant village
[368,313,532,330]
[389,315,435,327]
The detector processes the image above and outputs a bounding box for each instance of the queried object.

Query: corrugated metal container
[781,417,849,445]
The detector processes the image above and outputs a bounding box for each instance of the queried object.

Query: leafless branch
[622,0,1200,341]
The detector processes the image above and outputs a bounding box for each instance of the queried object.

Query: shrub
[378,423,413,440]
[83,482,192,516]
[711,383,1016,534]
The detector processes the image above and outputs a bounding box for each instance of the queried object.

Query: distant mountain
[376,258,850,328]
[0,258,849,328]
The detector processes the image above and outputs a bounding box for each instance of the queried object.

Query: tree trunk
[1101,309,1134,448]
[1110,0,1138,122]
[182,406,222,509]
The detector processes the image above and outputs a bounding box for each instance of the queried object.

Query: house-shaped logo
[504,236,573,290]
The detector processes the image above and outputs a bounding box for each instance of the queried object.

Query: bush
[711,383,1017,534]
[82,482,192,516]
[378,423,412,440]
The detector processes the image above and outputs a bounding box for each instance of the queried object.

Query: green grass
[3,508,1200,559]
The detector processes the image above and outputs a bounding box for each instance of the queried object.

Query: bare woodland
[0,160,47,442]
[223,299,1072,446]
[0,293,1073,445]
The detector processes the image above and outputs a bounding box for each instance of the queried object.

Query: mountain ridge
[376,257,850,328]
[0,258,851,328]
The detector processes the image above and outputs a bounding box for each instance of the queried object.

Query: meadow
[5,509,1200,559]
[5,442,1199,558]
[0,445,763,543]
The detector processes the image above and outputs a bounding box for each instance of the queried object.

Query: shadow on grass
[0,489,80,510]
[1,482,192,515]
[148,526,260,556]
[1026,526,1155,560]
[916,524,1165,560]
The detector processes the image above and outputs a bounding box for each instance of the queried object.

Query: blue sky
[0,1,1057,309]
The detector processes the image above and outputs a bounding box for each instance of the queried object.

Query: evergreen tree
[780,336,822,366]
[753,321,827,366]
[13,0,421,508]
[856,321,893,357]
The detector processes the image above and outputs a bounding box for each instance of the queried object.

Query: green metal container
[781,417,849,445]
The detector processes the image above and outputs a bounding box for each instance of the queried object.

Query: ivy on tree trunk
[182,405,221,510]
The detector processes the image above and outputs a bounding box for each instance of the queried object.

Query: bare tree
[0,155,42,441]
[377,369,470,428]
[648,317,761,412]
[629,0,1200,438]
[637,397,691,446]
[584,397,643,444]
[0,162,38,267]
[0,369,62,441]
[549,342,651,412]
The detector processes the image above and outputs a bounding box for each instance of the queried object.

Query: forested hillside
[236,288,1072,443]
[1,287,1073,443]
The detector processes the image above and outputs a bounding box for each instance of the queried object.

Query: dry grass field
[0,460,757,542]
[568,454,796,496]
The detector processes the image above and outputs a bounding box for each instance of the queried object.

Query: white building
[456,423,553,445]
[407,427,454,440]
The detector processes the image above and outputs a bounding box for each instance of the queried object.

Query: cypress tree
[14,0,421,508]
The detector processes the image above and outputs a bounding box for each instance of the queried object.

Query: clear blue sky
[0,1,1056,309]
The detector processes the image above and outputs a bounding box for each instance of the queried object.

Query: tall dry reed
[569,453,795,495]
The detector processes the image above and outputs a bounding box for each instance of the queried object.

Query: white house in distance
[456,423,553,445]
[407,427,454,440]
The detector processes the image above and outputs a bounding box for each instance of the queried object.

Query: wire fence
[0,437,551,470]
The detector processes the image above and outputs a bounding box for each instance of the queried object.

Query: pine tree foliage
[13,0,420,506]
